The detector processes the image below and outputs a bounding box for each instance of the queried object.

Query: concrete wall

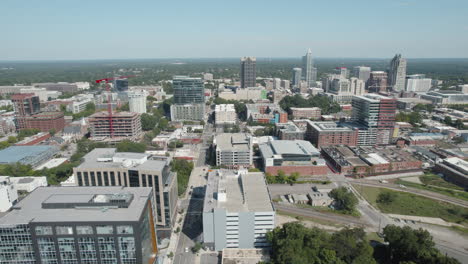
[238,212,255,248]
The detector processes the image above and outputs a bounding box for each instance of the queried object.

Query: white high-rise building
[405,74,432,92]
[292,68,302,87]
[273,78,282,90]
[215,104,237,125]
[281,80,290,89]
[353,66,371,82]
[302,48,315,87]
[350,77,365,95]
[128,91,147,114]
[389,54,407,91]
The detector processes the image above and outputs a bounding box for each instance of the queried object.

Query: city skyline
[1,1,468,60]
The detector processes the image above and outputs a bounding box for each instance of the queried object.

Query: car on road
[185,247,189,253]
[399,184,407,188]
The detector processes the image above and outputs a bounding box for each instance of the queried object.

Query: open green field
[354,185,468,225]
[420,174,465,190]
[396,178,468,201]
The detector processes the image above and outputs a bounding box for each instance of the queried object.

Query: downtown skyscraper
[240,57,256,88]
[302,48,316,87]
[388,54,407,91]
[170,76,205,121]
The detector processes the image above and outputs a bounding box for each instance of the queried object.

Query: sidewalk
[162,205,185,264]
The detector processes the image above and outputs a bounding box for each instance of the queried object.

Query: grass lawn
[353,184,468,225]
[396,178,468,201]
[420,174,465,191]
[296,204,361,217]
[277,210,344,228]
[366,232,385,243]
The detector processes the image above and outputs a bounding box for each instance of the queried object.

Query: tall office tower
[114,78,129,92]
[367,71,388,93]
[0,187,158,264]
[302,48,315,87]
[240,57,257,88]
[405,74,432,92]
[171,76,205,121]
[352,94,396,145]
[353,66,371,82]
[330,78,351,94]
[335,67,350,79]
[350,77,365,95]
[292,68,302,87]
[128,91,147,113]
[173,76,205,104]
[388,54,407,91]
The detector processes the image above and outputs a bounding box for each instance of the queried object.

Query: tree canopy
[329,187,358,214]
[115,140,146,153]
[267,222,375,264]
[279,94,341,115]
[381,225,460,264]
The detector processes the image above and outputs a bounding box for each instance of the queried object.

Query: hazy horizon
[1,1,467,60]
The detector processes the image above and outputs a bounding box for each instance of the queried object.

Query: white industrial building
[128,91,147,114]
[203,170,275,251]
[215,104,237,125]
[0,176,18,212]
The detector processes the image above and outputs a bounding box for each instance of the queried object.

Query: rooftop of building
[290,107,321,111]
[89,111,139,118]
[259,140,320,158]
[215,104,236,112]
[0,145,58,164]
[443,157,468,173]
[353,94,392,102]
[0,186,152,224]
[307,121,356,132]
[204,170,273,213]
[76,148,167,172]
[215,133,251,152]
[276,122,303,132]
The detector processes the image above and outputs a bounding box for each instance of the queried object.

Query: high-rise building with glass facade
[240,57,256,88]
[388,54,407,91]
[0,187,158,264]
[292,68,302,87]
[170,76,205,121]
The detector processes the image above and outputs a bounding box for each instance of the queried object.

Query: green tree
[141,113,158,131]
[383,225,460,264]
[115,140,146,153]
[331,228,376,264]
[377,191,397,205]
[444,116,453,125]
[329,187,358,214]
[171,159,194,195]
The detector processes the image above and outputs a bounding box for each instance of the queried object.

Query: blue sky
[1,0,467,60]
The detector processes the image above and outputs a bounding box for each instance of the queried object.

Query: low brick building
[322,145,423,177]
[306,121,358,148]
[19,112,65,132]
[259,140,328,176]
